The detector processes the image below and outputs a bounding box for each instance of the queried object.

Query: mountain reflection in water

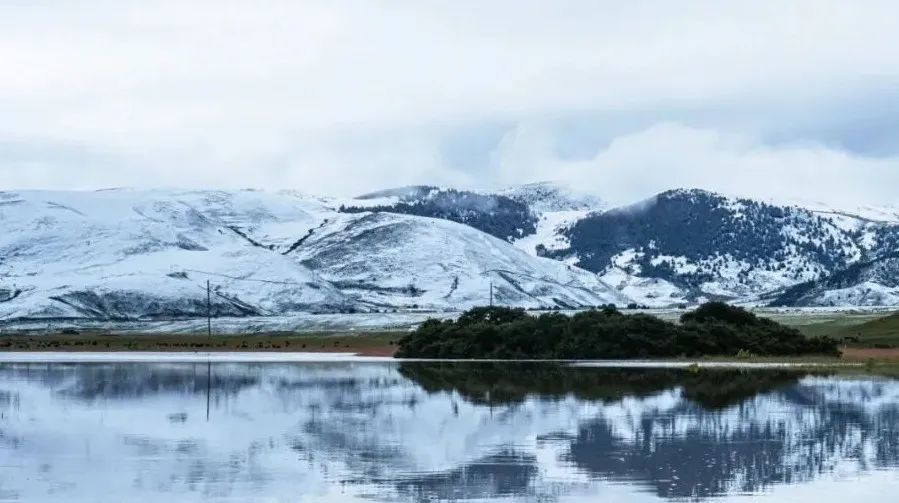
[0,361,897,502]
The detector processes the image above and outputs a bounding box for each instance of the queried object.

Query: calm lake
[1,360,898,502]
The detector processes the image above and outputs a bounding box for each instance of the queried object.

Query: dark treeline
[559,190,856,280]
[395,302,840,359]
[340,188,537,242]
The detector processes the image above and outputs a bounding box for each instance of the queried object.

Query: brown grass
[0,332,400,356]
[840,346,899,362]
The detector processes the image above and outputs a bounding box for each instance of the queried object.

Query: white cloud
[1,0,899,203]
[490,122,899,208]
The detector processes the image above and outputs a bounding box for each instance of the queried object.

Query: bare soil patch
[841,347,899,362]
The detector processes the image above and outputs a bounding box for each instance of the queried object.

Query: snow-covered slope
[416,183,899,308]
[341,186,538,242]
[548,189,899,306]
[502,182,606,261]
[337,185,899,309]
[2,185,896,319]
[0,189,352,321]
[499,181,605,214]
[289,212,628,310]
[770,253,899,307]
[344,183,899,309]
[343,181,604,255]
[0,189,628,322]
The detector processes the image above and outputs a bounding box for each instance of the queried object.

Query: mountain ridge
[1,184,897,322]
[0,188,626,322]
[337,184,899,308]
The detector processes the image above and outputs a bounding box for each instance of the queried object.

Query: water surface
[1,361,897,501]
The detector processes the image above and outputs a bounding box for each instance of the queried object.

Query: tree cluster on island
[395,301,840,359]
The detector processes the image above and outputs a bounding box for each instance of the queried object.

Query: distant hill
[0,189,626,323]
[338,186,899,308]
[770,253,899,307]
[498,181,605,214]
[341,186,537,241]
[2,184,898,321]
[547,189,899,306]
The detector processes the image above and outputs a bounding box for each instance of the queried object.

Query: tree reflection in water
[0,361,897,502]
[398,363,899,500]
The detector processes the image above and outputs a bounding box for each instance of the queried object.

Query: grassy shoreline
[1,309,896,362]
[5,333,899,378]
[0,332,402,356]
[0,332,897,364]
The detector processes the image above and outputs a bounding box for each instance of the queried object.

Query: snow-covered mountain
[340,185,537,241]
[0,189,354,320]
[0,189,625,322]
[499,181,605,214]
[1,184,897,322]
[513,188,899,307]
[288,211,627,310]
[342,181,605,265]
[428,184,899,308]
[769,252,899,307]
[503,181,607,263]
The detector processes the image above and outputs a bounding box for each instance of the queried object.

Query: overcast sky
[2,0,899,206]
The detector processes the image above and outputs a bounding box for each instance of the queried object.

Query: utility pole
[489,280,494,307]
[206,280,212,338]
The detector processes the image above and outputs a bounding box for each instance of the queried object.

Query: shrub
[395,302,840,359]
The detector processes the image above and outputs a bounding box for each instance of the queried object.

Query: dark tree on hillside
[555,190,862,289]
[340,188,537,241]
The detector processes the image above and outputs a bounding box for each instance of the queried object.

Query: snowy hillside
[288,211,628,310]
[0,189,626,322]
[339,184,899,309]
[542,189,899,306]
[770,252,899,307]
[341,186,537,241]
[0,189,353,321]
[499,181,605,214]
[342,181,605,248]
[1,185,896,321]
[501,181,606,261]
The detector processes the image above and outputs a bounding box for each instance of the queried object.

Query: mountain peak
[499,181,605,213]
[354,185,440,201]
